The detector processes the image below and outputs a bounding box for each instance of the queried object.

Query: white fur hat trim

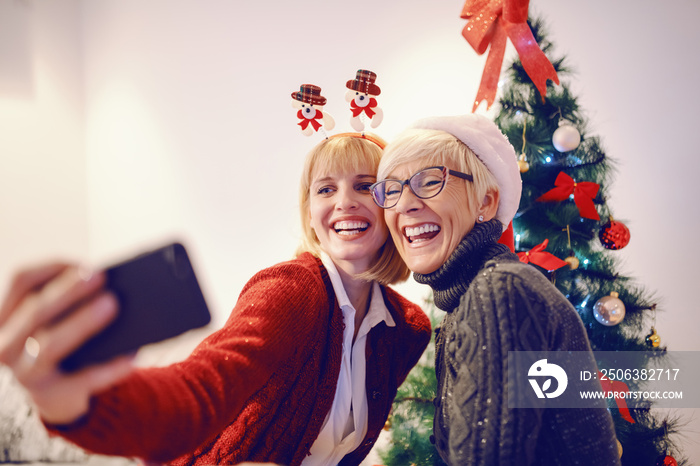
[410,114,522,231]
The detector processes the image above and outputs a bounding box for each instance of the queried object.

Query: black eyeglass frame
[370,166,474,209]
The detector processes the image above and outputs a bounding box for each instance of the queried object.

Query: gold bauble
[617,439,623,458]
[564,255,580,270]
[645,327,661,348]
[383,417,392,431]
[518,153,529,173]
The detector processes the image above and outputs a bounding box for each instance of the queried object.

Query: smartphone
[60,242,211,372]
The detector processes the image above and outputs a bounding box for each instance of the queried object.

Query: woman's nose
[336,188,359,210]
[394,186,422,214]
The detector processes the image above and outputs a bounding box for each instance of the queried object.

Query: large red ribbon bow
[461,0,560,112]
[597,371,636,424]
[517,239,568,271]
[350,98,378,118]
[536,171,600,220]
[297,109,324,131]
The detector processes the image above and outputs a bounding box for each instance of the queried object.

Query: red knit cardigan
[49,252,431,466]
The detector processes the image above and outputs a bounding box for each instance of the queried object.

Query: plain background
[1,0,698,462]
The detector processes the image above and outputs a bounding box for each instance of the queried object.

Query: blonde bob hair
[378,129,500,216]
[296,134,410,285]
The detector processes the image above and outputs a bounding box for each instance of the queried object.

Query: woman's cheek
[383,211,399,237]
[383,210,396,236]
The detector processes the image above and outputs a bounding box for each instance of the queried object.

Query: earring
[477,215,484,223]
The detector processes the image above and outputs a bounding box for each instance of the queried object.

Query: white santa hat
[410,114,522,232]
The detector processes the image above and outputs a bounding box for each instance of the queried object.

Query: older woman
[0,133,430,466]
[371,115,621,465]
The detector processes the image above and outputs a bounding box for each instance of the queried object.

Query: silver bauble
[552,121,581,152]
[593,291,626,326]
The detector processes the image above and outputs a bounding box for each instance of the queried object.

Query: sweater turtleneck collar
[413,219,513,312]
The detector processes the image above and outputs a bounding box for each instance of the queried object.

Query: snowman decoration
[291,84,335,136]
[345,69,383,132]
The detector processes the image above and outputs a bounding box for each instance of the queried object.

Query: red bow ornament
[517,239,568,271]
[297,109,324,132]
[350,98,378,119]
[598,371,636,424]
[536,171,600,221]
[461,0,560,112]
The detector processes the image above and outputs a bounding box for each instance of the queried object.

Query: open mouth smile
[403,223,441,243]
[333,220,370,236]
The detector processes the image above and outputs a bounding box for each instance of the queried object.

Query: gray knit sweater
[414,220,621,466]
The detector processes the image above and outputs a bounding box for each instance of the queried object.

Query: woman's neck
[333,262,373,342]
[413,219,509,312]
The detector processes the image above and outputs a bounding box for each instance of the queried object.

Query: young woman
[370,115,621,466]
[0,133,431,466]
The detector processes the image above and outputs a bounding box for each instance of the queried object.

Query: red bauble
[657,455,678,466]
[599,219,630,250]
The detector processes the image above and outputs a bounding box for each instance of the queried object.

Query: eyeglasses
[370,166,473,209]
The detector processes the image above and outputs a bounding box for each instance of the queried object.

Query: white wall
[79,0,483,316]
[1,0,698,461]
[0,0,88,286]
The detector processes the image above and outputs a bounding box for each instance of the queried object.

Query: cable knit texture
[46,253,431,466]
[414,220,621,466]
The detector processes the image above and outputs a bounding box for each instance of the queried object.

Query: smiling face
[383,160,480,274]
[308,166,388,274]
[296,135,409,282]
[377,129,500,275]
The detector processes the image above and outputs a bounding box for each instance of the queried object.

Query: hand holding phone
[60,242,211,372]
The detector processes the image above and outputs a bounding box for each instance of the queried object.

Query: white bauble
[552,121,581,152]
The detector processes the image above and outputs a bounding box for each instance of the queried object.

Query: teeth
[405,224,440,237]
[334,221,369,231]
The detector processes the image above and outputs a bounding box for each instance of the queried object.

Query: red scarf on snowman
[297,109,324,131]
[350,98,378,118]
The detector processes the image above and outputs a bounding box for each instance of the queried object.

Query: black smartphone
[60,242,211,372]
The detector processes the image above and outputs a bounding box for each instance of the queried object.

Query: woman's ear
[479,188,500,221]
[308,209,316,231]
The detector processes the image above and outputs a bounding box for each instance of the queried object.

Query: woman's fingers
[0,265,106,370]
[0,263,135,426]
[76,353,135,395]
[26,266,107,329]
[29,292,119,371]
[0,263,69,326]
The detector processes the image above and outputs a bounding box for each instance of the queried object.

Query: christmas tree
[380,17,685,466]
[379,298,447,466]
[498,18,684,465]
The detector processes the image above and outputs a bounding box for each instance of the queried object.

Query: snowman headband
[290,69,384,146]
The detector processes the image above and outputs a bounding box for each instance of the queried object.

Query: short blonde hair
[296,134,410,285]
[378,129,500,215]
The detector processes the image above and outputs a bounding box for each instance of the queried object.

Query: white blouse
[301,253,395,466]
